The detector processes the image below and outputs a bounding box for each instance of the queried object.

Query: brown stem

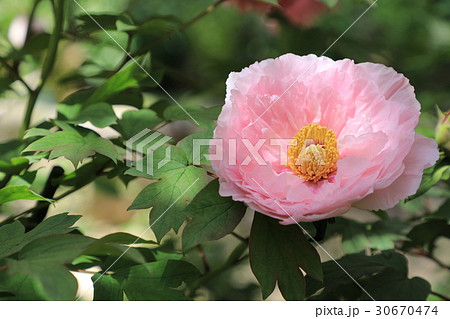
[0,265,8,272]
[197,244,210,273]
[430,290,450,301]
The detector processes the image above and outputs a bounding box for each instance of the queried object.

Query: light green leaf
[254,0,279,6]
[125,144,188,179]
[0,185,52,205]
[177,129,214,166]
[128,166,208,241]
[182,179,246,251]
[23,128,52,139]
[249,213,323,300]
[22,131,120,167]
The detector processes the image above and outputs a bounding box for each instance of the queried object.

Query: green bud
[435,105,450,153]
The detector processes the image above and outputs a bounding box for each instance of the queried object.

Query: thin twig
[231,232,247,243]
[188,240,248,297]
[0,57,32,92]
[117,0,226,70]
[20,0,65,135]
[430,290,450,301]
[197,244,210,273]
[410,250,450,271]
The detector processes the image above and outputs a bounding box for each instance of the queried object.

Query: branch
[197,244,211,273]
[188,240,248,297]
[410,249,450,271]
[117,0,227,70]
[430,290,450,301]
[0,57,32,92]
[20,0,65,135]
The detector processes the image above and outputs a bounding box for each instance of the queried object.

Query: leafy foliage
[182,179,247,251]
[249,213,323,300]
[306,251,431,301]
[0,0,448,302]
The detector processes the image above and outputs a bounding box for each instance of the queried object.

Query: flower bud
[435,105,450,153]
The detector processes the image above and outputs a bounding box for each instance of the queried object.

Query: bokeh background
[0,0,449,300]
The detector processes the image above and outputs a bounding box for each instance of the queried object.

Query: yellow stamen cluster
[287,124,339,183]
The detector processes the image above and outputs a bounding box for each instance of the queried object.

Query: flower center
[287,124,339,183]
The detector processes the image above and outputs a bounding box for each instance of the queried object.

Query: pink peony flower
[210,54,439,223]
[230,0,327,26]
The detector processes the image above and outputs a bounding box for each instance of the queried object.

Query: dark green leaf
[182,179,246,251]
[404,219,450,253]
[84,54,151,106]
[163,105,221,127]
[0,213,81,259]
[92,273,123,301]
[128,166,208,241]
[125,144,188,179]
[249,213,323,300]
[306,251,430,301]
[71,102,117,128]
[327,218,407,253]
[113,109,163,139]
[7,234,94,300]
[116,260,200,300]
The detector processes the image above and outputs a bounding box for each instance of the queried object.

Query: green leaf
[254,0,279,6]
[249,213,323,300]
[7,234,94,300]
[128,166,208,241]
[0,213,81,259]
[305,251,431,301]
[96,232,157,245]
[0,271,47,300]
[76,14,120,33]
[328,218,407,253]
[92,273,123,301]
[407,161,450,201]
[361,270,431,301]
[317,0,338,8]
[113,109,163,140]
[116,260,200,300]
[71,102,117,128]
[22,131,120,167]
[125,144,188,179]
[23,128,52,139]
[163,105,221,127]
[0,140,29,174]
[84,54,151,106]
[403,219,450,253]
[0,185,53,205]
[177,129,214,166]
[182,179,246,251]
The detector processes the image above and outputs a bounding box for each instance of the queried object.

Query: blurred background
[0,0,449,300]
